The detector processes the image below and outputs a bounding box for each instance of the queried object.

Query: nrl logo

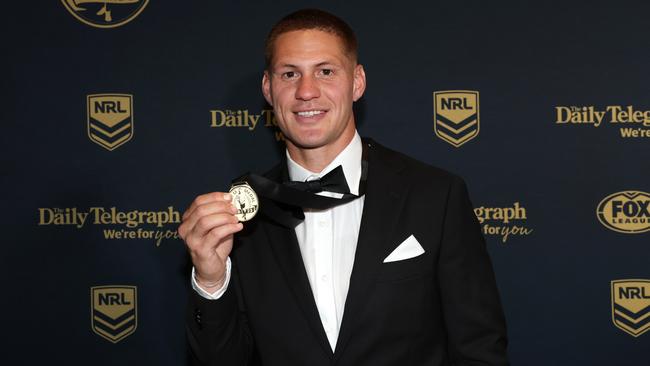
[91,286,137,343]
[87,94,134,151]
[61,0,149,28]
[433,90,480,147]
[611,280,650,337]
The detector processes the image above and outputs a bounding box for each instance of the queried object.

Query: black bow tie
[284,165,351,194]
[232,139,370,227]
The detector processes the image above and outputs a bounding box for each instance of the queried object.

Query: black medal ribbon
[233,141,369,227]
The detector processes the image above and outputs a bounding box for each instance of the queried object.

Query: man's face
[262,29,366,152]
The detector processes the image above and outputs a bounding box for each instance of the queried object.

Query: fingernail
[224,193,232,201]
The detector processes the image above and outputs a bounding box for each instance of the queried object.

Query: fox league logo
[61,0,149,28]
[597,191,650,234]
[433,90,480,147]
[87,94,134,151]
[91,286,137,343]
[611,280,650,337]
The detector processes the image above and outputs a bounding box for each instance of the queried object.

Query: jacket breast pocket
[376,252,432,282]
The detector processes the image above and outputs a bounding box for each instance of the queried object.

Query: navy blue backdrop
[3,1,649,364]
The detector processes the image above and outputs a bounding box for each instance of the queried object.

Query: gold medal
[229,182,259,222]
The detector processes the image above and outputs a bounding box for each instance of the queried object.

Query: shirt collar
[286,132,362,195]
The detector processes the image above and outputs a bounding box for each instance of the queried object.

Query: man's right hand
[178,192,244,292]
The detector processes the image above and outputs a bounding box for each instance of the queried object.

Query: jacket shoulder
[368,138,465,187]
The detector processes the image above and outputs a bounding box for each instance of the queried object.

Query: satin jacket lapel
[260,163,334,358]
[334,140,409,358]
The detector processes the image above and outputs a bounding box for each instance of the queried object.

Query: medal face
[229,183,259,222]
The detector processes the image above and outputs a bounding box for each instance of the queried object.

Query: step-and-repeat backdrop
[4,1,648,365]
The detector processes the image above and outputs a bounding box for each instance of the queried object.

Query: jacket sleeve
[438,176,510,365]
[186,259,255,366]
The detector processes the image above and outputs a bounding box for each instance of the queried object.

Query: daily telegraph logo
[87,94,133,151]
[474,202,533,243]
[433,91,480,147]
[62,0,149,28]
[611,280,650,337]
[37,206,181,246]
[555,105,650,138]
[597,191,650,234]
[209,109,285,141]
[91,286,137,343]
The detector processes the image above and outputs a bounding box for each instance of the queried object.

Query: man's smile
[294,109,328,122]
[296,110,326,117]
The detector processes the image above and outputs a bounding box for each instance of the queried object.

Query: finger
[190,222,243,259]
[188,213,239,242]
[183,200,237,235]
[180,209,233,241]
[183,191,231,220]
[206,222,244,247]
[183,192,233,220]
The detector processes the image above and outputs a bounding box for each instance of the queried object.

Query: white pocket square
[383,235,425,263]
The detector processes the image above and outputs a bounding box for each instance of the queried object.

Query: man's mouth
[296,110,326,117]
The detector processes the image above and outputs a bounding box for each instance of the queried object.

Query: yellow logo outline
[87,93,134,151]
[61,0,149,28]
[433,90,480,147]
[611,279,650,337]
[597,191,650,234]
[90,285,138,343]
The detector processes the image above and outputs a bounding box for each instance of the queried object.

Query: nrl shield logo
[87,94,134,151]
[433,91,480,147]
[61,0,149,28]
[611,279,650,337]
[91,286,137,343]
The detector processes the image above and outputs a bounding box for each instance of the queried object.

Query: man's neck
[286,128,356,173]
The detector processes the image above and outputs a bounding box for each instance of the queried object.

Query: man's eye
[282,71,298,79]
[320,69,333,76]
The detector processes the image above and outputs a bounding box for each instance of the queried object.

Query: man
[179,9,508,366]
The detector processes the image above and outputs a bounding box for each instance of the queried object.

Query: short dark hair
[264,9,358,68]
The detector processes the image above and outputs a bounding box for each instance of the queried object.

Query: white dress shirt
[192,132,365,351]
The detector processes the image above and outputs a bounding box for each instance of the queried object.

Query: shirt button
[318,221,327,227]
[321,275,328,282]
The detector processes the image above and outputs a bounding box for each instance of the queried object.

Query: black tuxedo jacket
[187,139,509,366]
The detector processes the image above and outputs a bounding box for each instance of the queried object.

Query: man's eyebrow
[274,61,339,69]
[275,63,298,69]
[315,61,338,67]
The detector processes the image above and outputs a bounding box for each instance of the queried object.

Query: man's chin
[284,133,330,150]
[286,139,326,151]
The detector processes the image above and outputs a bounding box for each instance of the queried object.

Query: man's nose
[295,75,320,100]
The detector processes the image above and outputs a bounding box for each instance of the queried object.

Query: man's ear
[352,64,366,102]
[262,71,273,105]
